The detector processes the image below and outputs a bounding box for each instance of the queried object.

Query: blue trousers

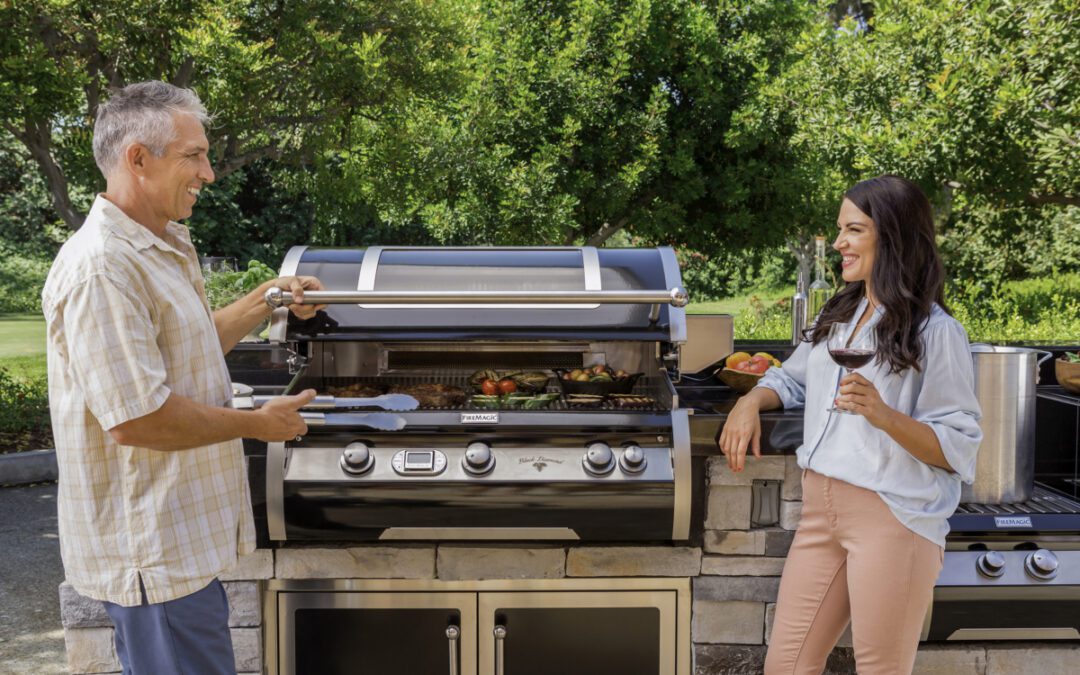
[102,578,236,675]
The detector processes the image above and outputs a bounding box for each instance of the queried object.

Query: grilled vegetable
[511,371,550,392]
[470,395,502,409]
[469,369,501,389]
[566,394,605,408]
[609,394,656,408]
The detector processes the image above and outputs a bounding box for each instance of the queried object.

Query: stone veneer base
[59,456,1079,674]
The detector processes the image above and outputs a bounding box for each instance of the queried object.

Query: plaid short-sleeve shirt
[42,196,255,607]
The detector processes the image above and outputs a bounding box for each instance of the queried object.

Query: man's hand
[270,276,327,320]
[834,372,893,428]
[254,389,318,442]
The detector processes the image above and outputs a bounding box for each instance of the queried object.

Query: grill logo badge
[994,516,1033,528]
[520,456,562,472]
[460,412,499,424]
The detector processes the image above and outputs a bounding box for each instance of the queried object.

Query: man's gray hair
[92,81,210,176]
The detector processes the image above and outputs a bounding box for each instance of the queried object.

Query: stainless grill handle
[446,625,460,675]
[265,287,690,308]
[494,625,507,675]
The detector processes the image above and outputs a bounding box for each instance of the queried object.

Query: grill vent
[387,350,583,372]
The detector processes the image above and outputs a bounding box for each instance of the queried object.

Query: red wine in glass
[828,348,875,370]
[827,321,877,414]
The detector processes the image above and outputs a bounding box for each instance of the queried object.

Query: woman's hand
[835,372,895,429]
[718,396,763,472]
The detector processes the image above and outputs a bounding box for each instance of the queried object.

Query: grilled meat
[328,382,386,398]
[388,383,467,408]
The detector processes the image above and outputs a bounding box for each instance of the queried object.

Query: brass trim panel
[671,408,692,540]
[379,527,580,541]
[266,442,287,541]
[277,591,478,675]
[947,628,1080,641]
[264,578,692,675]
[477,591,677,675]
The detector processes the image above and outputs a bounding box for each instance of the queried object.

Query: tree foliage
[737,0,1080,282]
[0,0,462,230]
[0,0,1076,293]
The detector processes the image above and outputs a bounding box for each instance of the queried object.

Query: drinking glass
[826,321,876,414]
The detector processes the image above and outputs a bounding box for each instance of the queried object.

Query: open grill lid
[268,246,688,343]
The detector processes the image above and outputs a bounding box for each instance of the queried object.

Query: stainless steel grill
[245,246,728,544]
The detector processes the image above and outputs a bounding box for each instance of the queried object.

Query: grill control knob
[340,442,374,475]
[463,442,495,475]
[975,551,1006,578]
[1024,549,1059,580]
[583,442,616,476]
[620,445,647,474]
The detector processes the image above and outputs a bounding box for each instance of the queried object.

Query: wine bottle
[808,235,833,321]
[791,278,807,345]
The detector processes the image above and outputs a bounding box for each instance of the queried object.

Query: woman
[719,175,982,675]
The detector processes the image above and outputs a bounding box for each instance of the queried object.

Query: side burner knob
[1024,549,1059,580]
[583,442,616,476]
[463,442,495,475]
[975,551,1006,578]
[620,445,647,474]
[340,442,374,475]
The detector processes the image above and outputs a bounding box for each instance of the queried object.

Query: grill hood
[269,246,687,343]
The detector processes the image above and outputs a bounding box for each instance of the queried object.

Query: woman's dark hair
[806,174,947,374]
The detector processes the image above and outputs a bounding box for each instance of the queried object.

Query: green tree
[736,0,1080,281]
[0,0,463,230]
[329,0,811,252]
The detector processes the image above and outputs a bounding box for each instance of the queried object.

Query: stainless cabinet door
[477,591,678,675]
[279,592,478,675]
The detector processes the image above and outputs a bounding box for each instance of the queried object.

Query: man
[42,81,321,674]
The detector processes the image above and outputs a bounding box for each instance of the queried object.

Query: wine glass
[826,321,877,415]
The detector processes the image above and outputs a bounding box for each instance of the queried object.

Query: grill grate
[311,374,671,412]
[955,486,1080,516]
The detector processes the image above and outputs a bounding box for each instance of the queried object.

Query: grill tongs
[229,384,416,432]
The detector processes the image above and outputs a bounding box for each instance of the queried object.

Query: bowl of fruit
[556,365,642,396]
[1056,352,1080,395]
[715,351,781,393]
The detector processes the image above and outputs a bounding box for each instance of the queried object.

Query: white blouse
[757,297,983,547]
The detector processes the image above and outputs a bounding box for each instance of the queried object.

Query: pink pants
[764,469,943,675]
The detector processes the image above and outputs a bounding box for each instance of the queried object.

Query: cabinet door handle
[494,624,507,675]
[446,625,460,675]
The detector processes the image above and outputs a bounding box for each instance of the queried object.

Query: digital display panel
[404,451,434,470]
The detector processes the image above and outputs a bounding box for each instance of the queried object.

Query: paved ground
[0,483,68,674]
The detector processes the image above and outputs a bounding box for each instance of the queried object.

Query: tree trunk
[17,119,84,230]
[786,234,814,293]
[584,219,626,247]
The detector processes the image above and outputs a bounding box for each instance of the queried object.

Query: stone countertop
[680,385,803,457]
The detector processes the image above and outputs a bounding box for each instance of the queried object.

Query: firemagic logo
[520,456,562,472]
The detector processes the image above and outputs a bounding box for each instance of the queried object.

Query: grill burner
[310,375,670,412]
[955,487,1080,516]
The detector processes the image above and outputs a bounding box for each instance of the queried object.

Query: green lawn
[687,287,789,316]
[0,314,46,379]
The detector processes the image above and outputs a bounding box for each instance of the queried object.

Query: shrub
[203,260,279,311]
[733,273,1080,343]
[0,249,51,313]
[735,294,793,341]
[0,368,50,435]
